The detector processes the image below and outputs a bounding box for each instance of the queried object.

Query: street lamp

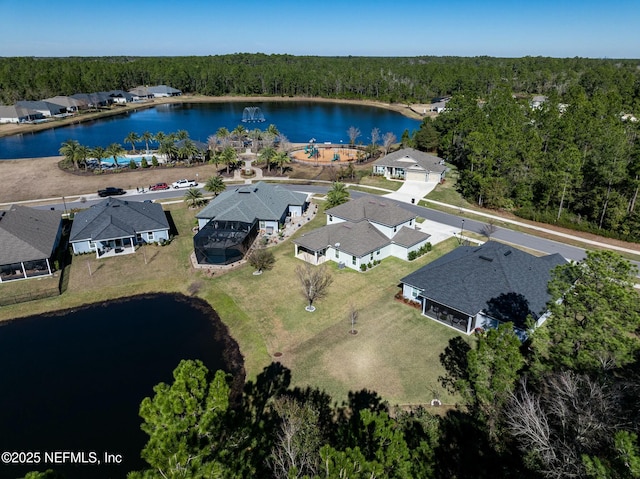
[460,219,465,245]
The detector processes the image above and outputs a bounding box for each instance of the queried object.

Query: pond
[0,293,244,479]
[0,101,421,159]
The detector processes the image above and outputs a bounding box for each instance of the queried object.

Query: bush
[140,158,149,168]
[129,159,137,169]
[360,264,367,272]
[151,156,159,167]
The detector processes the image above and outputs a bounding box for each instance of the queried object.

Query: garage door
[406,170,426,182]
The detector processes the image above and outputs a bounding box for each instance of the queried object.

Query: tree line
[415,85,640,242]
[1,54,639,109]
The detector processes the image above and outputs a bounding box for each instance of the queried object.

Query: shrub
[151,156,159,167]
[367,262,372,269]
[360,264,367,272]
[129,159,137,169]
[140,158,149,168]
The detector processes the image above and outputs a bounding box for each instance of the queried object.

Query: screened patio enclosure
[194,219,259,265]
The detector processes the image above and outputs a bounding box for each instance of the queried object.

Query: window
[329,215,333,222]
[335,250,339,259]
[393,226,397,233]
[352,256,356,265]
[148,232,154,241]
[89,241,95,249]
[376,250,380,255]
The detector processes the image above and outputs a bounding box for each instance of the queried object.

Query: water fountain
[242,106,265,123]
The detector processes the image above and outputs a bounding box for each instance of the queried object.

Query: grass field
[0,198,466,407]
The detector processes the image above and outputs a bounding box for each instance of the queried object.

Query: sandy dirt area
[0,157,222,204]
[290,146,360,164]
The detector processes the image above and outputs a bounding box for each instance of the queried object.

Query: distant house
[194,182,309,265]
[400,241,567,335]
[0,205,63,282]
[430,96,451,113]
[43,96,87,113]
[0,105,44,124]
[372,148,446,183]
[530,95,548,109]
[294,196,431,270]
[70,198,170,258]
[69,92,112,109]
[107,90,135,104]
[15,100,67,118]
[129,85,182,99]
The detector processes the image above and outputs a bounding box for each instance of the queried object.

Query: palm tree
[154,131,166,147]
[215,127,230,150]
[76,144,91,171]
[59,139,80,169]
[141,131,154,153]
[158,140,178,163]
[204,175,226,196]
[178,139,198,164]
[248,128,262,151]
[259,145,277,173]
[220,146,238,175]
[91,146,106,170]
[231,125,247,149]
[105,142,125,168]
[273,151,291,175]
[184,187,204,208]
[176,129,189,141]
[325,182,350,209]
[124,132,140,153]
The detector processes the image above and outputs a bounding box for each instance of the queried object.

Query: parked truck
[171,179,197,189]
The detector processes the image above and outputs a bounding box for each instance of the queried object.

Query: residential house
[372,148,446,183]
[129,85,182,99]
[43,96,87,113]
[15,100,67,118]
[0,205,63,282]
[530,95,547,109]
[294,196,431,270]
[194,182,309,265]
[70,198,170,258]
[0,105,44,124]
[400,241,567,336]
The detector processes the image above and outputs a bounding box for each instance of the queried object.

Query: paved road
[36,182,640,273]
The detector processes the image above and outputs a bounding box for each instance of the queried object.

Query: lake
[0,293,244,479]
[0,101,421,159]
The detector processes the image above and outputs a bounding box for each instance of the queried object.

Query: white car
[171,179,197,189]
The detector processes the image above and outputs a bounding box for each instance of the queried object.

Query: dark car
[98,187,126,197]
[149,182,169,191]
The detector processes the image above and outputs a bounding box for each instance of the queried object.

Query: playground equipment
[332,153,340,161]
[306,145,319,158]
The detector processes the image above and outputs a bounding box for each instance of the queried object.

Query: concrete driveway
[383,180,438,204]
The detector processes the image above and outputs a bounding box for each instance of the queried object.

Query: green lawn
[0,199,466,407]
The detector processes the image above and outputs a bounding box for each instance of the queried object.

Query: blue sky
[2,0,639,58]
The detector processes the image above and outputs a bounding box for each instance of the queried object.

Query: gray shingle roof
[196,182,307,223]
[373,147,446,173]
[294,221,391,257]
[325,196,416,227]
[0,205,62,264]
[391,226,431,247]
[401,241,567,318]
[70,198,169,242]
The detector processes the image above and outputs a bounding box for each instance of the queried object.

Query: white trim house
[70,198,170,258]
[373,148,447,183]
[294,196,431,270]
